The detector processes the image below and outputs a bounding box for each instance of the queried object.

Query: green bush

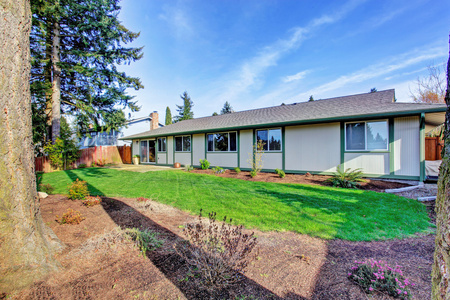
[250,170,257,178]
[39,183,54,194]
[123,228,163,256]
[278,170,285,178]
[348,258,413,299]
[68,178,90,200]
[133,154,140,158]
[78,163,87,169]
[326,165,364,188]
[234,167,241,174]
[212,166,224,174]
[185,164,194,172]
[199,159,210,170]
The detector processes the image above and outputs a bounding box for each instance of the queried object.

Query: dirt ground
[11,173,437,300]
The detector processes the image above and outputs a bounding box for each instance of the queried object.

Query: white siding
[157,153,166,164]
[132,140,140,156]
[239,129,253,169]
[174,152,191,166]
[193,134,205,166]
[394,116,420,176]
[167,136,174,165]
[344,153,389,175]
[260,152,282,170]
[285,123,340,172]
[206,153,238,168]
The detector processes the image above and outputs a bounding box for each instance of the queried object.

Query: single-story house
[80,111,163,148]
[121,90,446,181]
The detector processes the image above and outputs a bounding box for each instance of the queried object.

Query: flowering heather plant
[136,197,150,202]
[348,258,414,299]
[82,196,102,207]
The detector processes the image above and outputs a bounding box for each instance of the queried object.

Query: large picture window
[175,136,191,152]
[345,121,388,151]
[256,128,282,151]
[157,137,166,152]
[207,132,237,152]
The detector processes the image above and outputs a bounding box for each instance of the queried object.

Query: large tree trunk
[44,25,53,143]
[432,42,450,299]
[0,0,62,294]
[51,21,61,143]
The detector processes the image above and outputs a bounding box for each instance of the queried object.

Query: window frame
[157,137,167,152]
[206,131,238,152]
[345,120,389,152]
[255,128,282,152]
[174,135,191,152]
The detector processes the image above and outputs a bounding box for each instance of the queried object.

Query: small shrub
[82,196,102,207]
[234,167,241,174]
[278,170,285,178]
[250,170,257,178]
[199,159,210,170]
[123,228,163,256]
[56,208,85,225]
[68,179,90,200]
[39,183,54,194]
[175,210,258,291]
[136,197,150,202]
[78,163,87,169]
[247,140,265,176]
[212,166,224,174]
[91,162,96,167]
[348,258,414,299]
[96,158,106,167]
[274,168,281,175]
[133,154,140,158]
[326,165,364,188]
[185,164,194,172]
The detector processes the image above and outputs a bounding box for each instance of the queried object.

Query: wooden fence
[35,145,132,172]
[425,137,443,161]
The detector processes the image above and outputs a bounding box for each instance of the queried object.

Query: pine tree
[370,87,377,93]
[174,91,194,122]
[220,101,234,114]
[165,106,172,125]
[30,0,143,144]
[212,112,218,116]
[308,95,314,102]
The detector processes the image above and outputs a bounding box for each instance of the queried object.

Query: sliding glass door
[140,140,156,163]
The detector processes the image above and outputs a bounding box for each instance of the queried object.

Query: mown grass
[39,168,434,241]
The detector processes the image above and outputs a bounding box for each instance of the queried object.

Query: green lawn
[38,168,433,241]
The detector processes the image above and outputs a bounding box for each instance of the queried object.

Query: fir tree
[165,106,172,125]
[220,101,234,114]
[370,87,378,93]
[174,91,194,122]
[308,95,314,102]
[30,0,143,144]
[212,112,218,116]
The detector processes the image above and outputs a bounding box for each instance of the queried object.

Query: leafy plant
[96,158,106,167]
[175,210,258,291]
[82,196,102,207]
[39,183,54,194]
[199,159,210,170]
[250,170,257,178]
[326,165,364,188]
[56,208,85,225]
[247,140,265,177]
[185,164,194,172]
[212,166,224,174]
[133,154,140,158]
[348,258,414,299]
[234,167,241,174]
[123,228,163,256]
[278,170,285,178]
[77,163,87,169]
[68,178,90,200]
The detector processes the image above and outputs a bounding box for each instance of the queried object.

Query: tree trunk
[432,41,450,299]
[51,21,61,143]
[44,25,53,143]
[0,0,62,294]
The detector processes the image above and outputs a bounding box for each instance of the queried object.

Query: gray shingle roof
[121,89,446,139]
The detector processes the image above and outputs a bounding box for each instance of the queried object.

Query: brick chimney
[150,111,159,130]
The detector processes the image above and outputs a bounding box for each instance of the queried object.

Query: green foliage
[370,87,378,93]
[165,106,172,125]
[133,154,140,158]
[123,228,163,256]
[250,170,257,178]
[326,165,364,188]
[185,164,194,172]
[308,95,314,101]
[247,140,265,176]
[220,101,234,114]
[174,91,194,122]
[212,166,224,174]
[175,211,258,291]
[39,183,54,194]
[56,208,85,225]
[68,178,89,200]
[199,159,210,170]
[234,167,241,174]
[277,170,285,178]
[348,258,413,299]
[212,112,218,116]
[77,163,87,168]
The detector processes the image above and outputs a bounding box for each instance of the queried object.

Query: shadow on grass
[64,169,105,196]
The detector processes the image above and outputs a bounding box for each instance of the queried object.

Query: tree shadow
[64,169,105,196]
[100,197,309,300]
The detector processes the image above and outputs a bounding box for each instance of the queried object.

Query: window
[207,132,237,152]
[345,121,388,151]
[256,128,282,151]
[157,137,166,152]
[175,135,191,152]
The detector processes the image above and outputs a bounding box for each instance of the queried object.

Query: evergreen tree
[212,112,218,116]
[30,0,143,144]
[308,95,314,102]
[174,91,194,122]
[165,106,172,125]
[370,87,377,93]
[220,101,234,114]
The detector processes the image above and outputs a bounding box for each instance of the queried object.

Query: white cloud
[283,70,310,83]
[159,2,194,39]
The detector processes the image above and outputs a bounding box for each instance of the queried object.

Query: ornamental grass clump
[348,258,414,299]
[175,210,258,291]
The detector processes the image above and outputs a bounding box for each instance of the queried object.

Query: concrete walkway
[105,164,182,173]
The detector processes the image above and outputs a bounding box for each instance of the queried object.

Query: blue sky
[117,0,449,121]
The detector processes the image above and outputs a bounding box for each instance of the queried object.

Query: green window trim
[174,135,191,152]
[255,127,282,152]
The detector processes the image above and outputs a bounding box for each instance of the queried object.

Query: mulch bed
[12,180,435,300]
